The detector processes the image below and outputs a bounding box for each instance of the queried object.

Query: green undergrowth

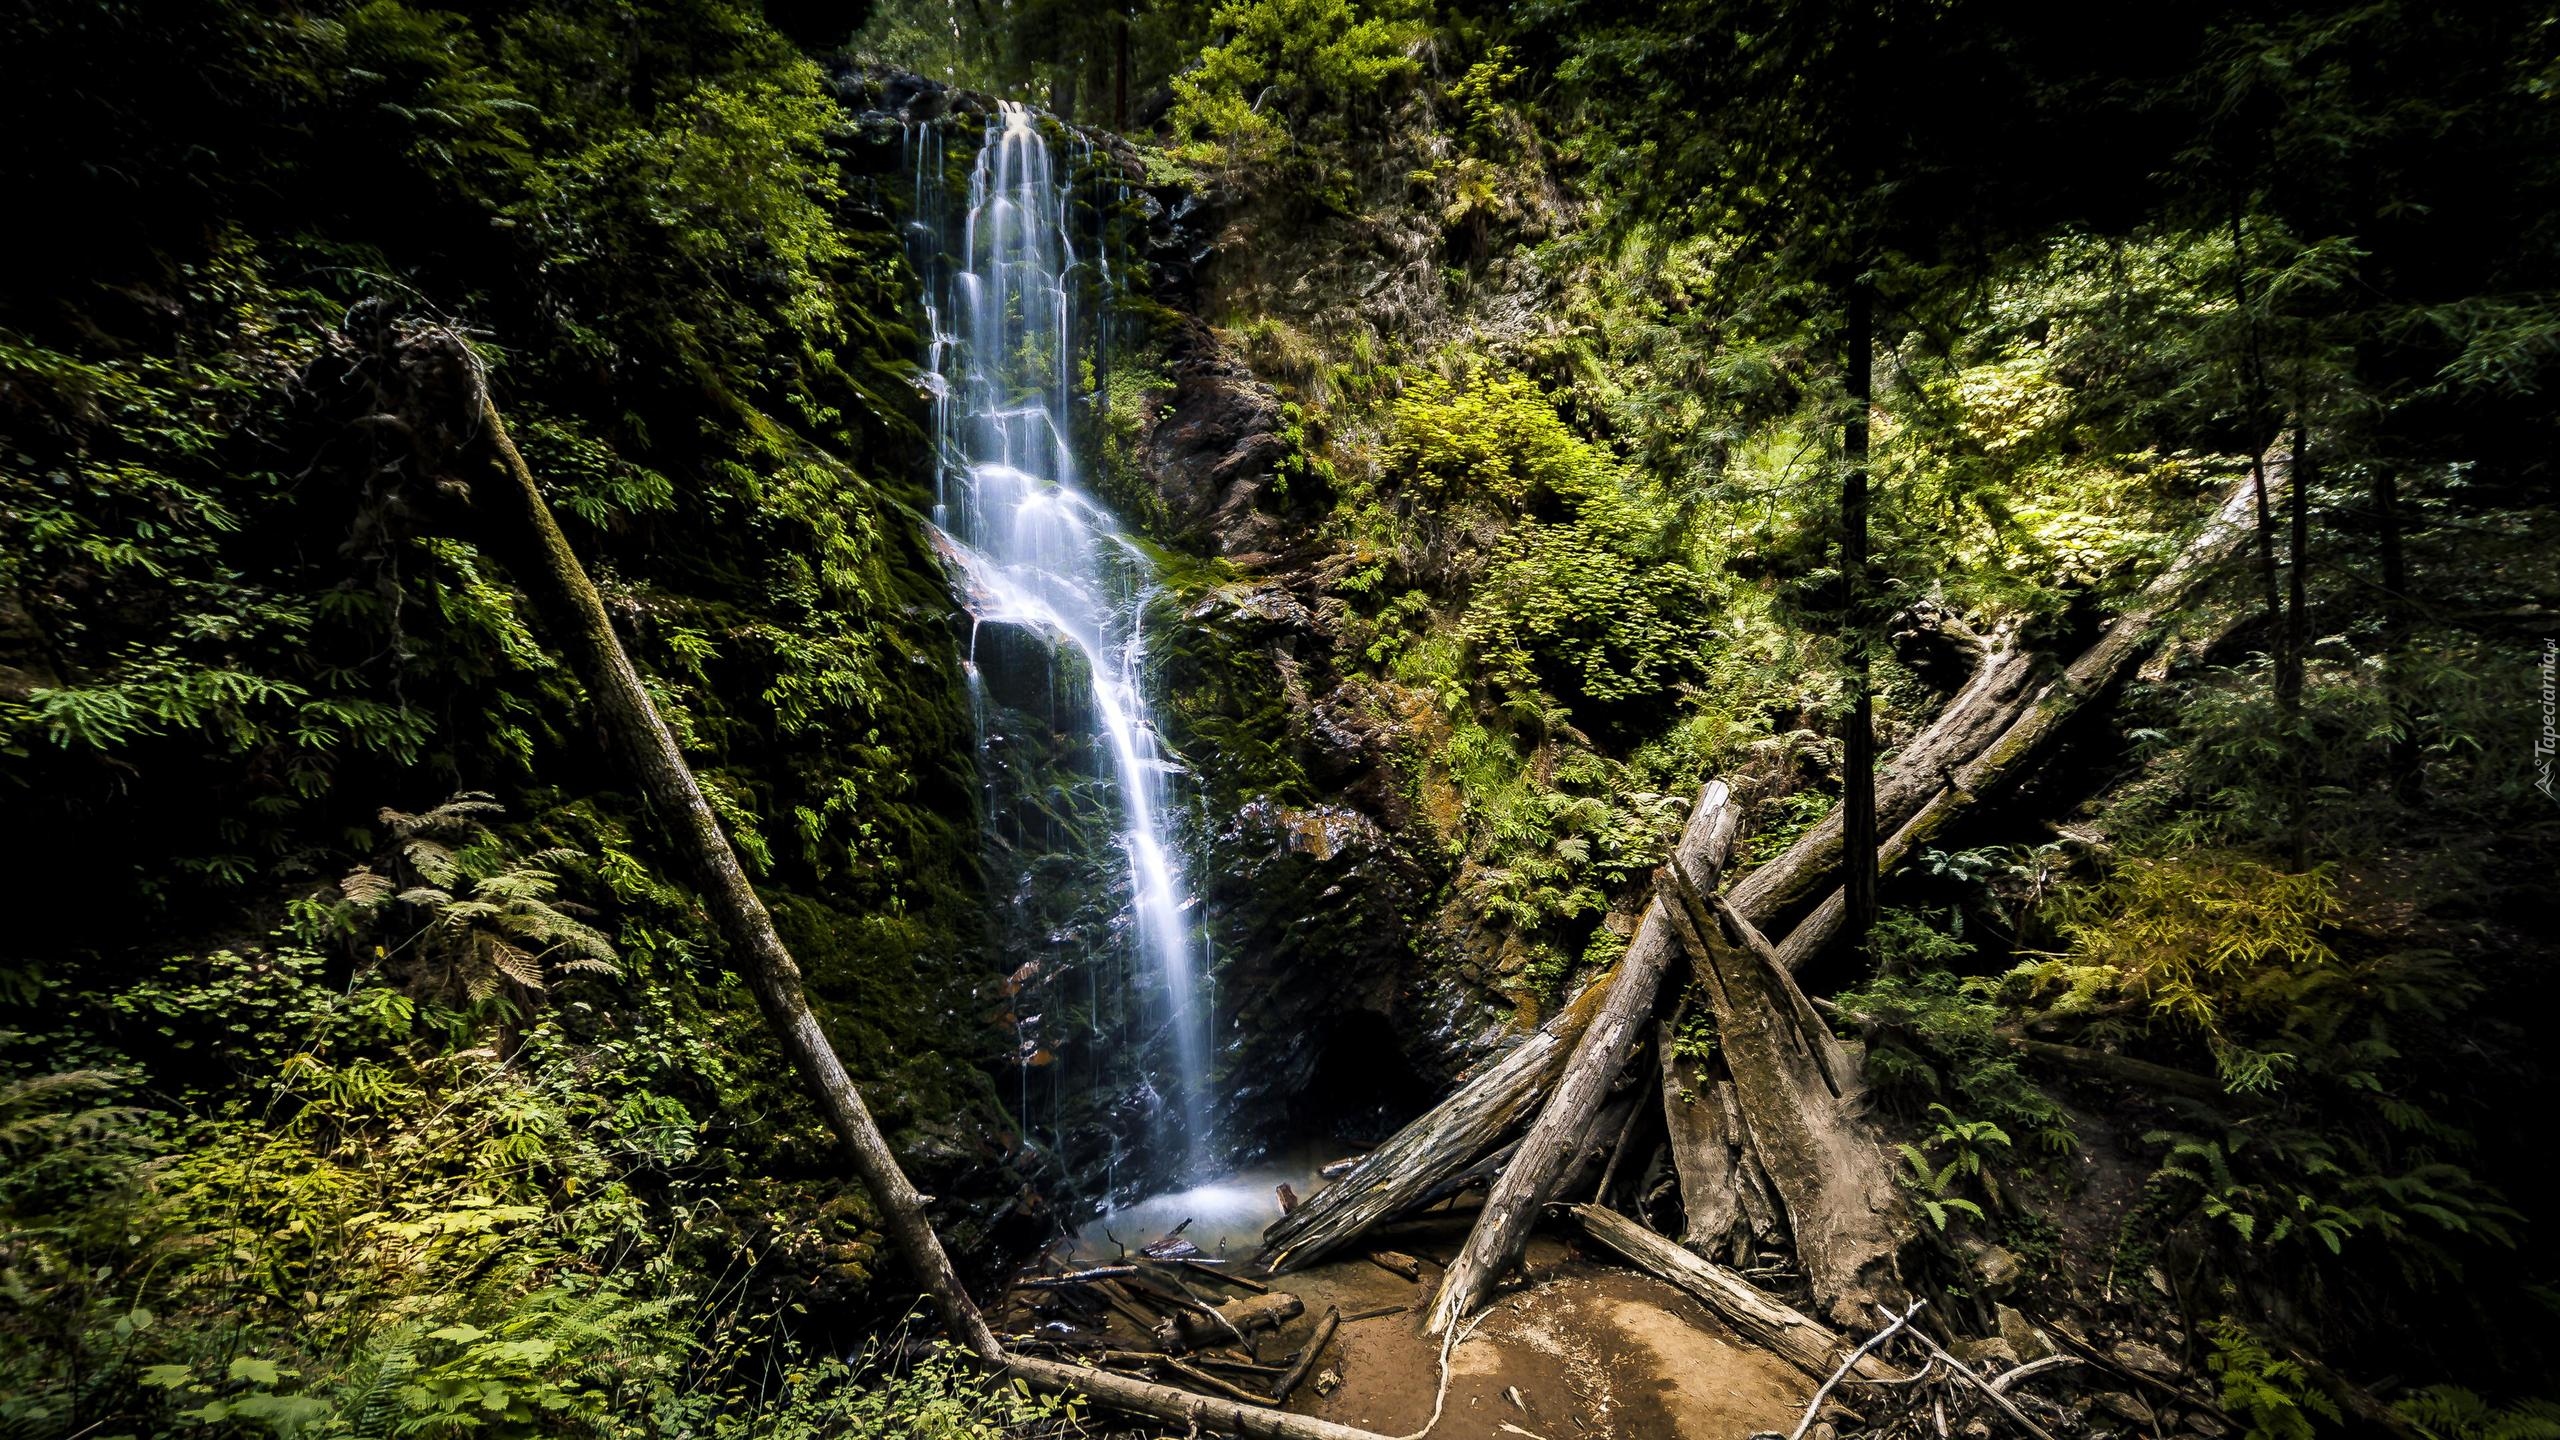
[0,2,1031,1434]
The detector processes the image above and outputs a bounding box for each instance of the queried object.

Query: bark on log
[2007,1037,2226,1101]
[1665,860,1909,1328]
[1765,465,2277,975]
[1423,782,1743,1335]
[1564,1205,1895,1383]
[469,392,1002,1361]
[1003,1354,1393,1440]
[1660,1015,1748,1260]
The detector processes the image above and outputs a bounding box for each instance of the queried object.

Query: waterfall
[907,103,1214,1180]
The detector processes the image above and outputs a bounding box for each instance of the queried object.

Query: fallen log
[1367,1250,1422,1282]
[1162,1290,1305,1350]
[1767,464,2277,975]
[1564,1204,1896,1383]
[1017,1266,1141,1289]
[1273,1307,1342,1405]
[1665,861,1909,1328]
[1003,1353,1394,1440]
[1255,954,1621,1271]
[1169,1257,1273,1294]
[1424,781,1743,1336]
[2007,1037,2225,1100]
[1660,1014,1750,1260]
[1733,463,2273,944]
[1164,1357,1283,1408]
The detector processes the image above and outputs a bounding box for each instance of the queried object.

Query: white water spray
[911,103,1212,1171]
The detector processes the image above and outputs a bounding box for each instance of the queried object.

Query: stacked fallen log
[1260,465,2276,1315]
[1765,463,2277,975]
[1422,782,1744,1334]
[1663,859,1910,1329]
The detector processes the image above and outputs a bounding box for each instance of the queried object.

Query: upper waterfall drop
[909,101,1214,1177]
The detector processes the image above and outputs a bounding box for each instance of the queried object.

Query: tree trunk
[1663,860,1908,1329]
[2374,462,2419,798]
[1421,783,1740,1335]
[1563,1204,1897,1383]
[2284,420,2312,870]
[1004,1354,1393,1440]
[1842,276,1879,956]
[470,392,1003,1362]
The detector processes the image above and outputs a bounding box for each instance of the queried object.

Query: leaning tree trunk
[1842,274,1880,957]
[467,388,1003,1361]
[1422,783,1741,1335]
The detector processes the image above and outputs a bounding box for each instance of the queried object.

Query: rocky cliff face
[835,64,1517,1188]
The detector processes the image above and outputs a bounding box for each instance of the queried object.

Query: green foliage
[1897,1103,2011,1231]
[340,793,621,1009]
[1167,0,1426,203]
[2398,1388,2560,1440]
[2204,1317,2341,1440]
[2023,852,2341,1092]
[1834,934,2077,1157]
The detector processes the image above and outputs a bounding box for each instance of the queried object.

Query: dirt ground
[1014,1203,1814,1439]
[1278,1216,1810,1439]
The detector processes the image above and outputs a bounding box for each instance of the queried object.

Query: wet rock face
[1144,322,1296,563]
[1204,798,1439,1142]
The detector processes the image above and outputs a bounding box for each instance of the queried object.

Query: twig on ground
[1788,1300,1927,1440]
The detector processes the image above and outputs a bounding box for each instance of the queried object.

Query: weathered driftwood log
[1564,1205,1896,1383]
[1664,859,1909,1328]
[1423,782,1743,1335]
[1766,466,2276,975]
[459,367,1404,1440]
[2008,1037,2225,1100]
[1162,1290,1306,1350]
[1273,1307,1341,1405]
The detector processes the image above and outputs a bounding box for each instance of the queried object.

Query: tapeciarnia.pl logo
[2540,639,2558,801]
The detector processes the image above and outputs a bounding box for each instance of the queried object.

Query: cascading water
[907,103,1214,1183]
